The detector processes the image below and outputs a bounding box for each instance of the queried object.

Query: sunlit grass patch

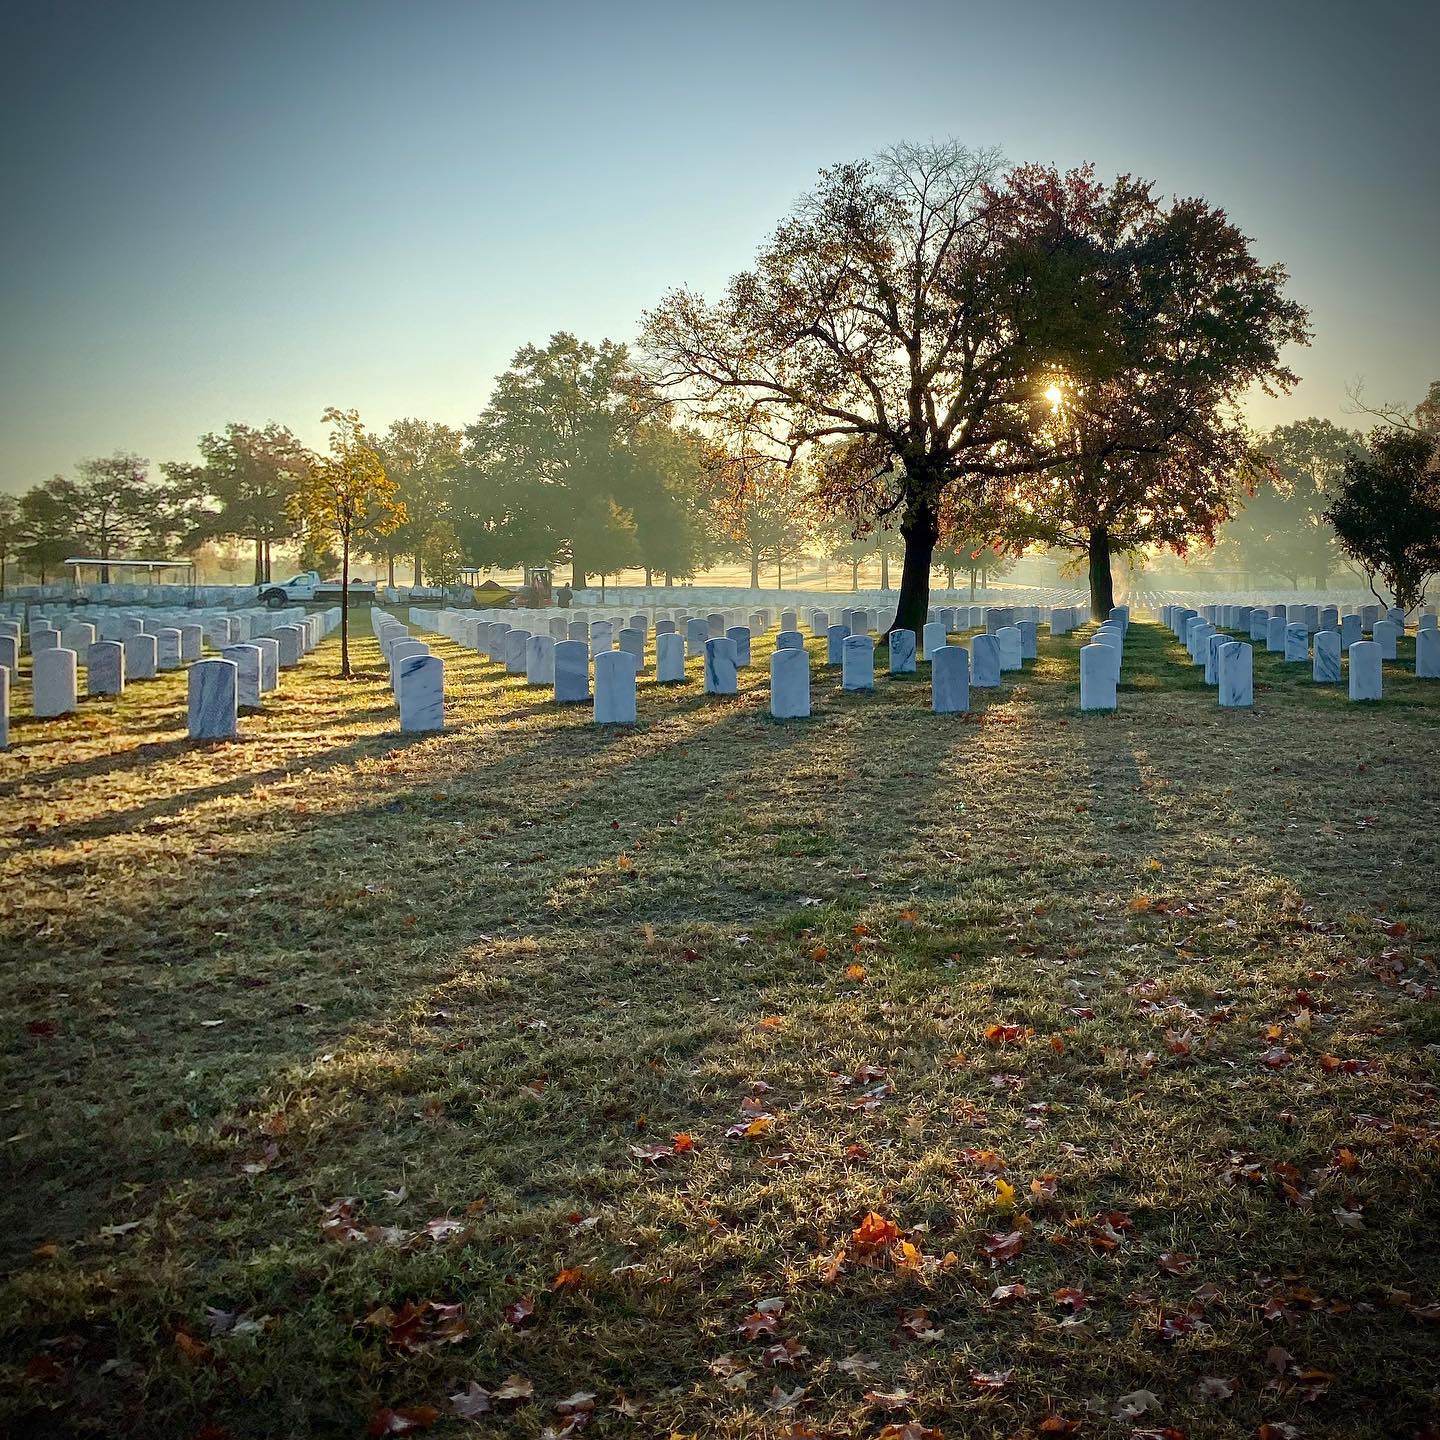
[1,615,1437,1438]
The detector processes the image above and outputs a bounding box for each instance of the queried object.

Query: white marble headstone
[398,654,445,732]
[594,649,638,723]
[1348,640,1382,702]
[1079,643,1116,711]
[841,634,874,691]
[769,645,810,719]
[888,628,917,673]
[33,648,77,717]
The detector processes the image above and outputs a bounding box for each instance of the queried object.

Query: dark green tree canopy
[1324,428,1440,612]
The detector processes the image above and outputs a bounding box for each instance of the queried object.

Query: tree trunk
[750,554,760,588]
[850,560,859,591]
[387,555,396,587]
[1087,526,1115,621]
[413,550,423,587]
[340,532,351,679]
[571,552,586,589]
[945,562,956,589]
[264,540,272,582]
[880,550,890,590]
[644,566,653,586]
[254,538,265,585]
[891,499,939,636]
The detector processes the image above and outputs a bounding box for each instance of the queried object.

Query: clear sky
[2,0,1436,492]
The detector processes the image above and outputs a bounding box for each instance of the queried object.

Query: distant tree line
[3,141,1436,615]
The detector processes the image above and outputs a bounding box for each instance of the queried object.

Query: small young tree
[425,520,465,589]
[1324,428,1440,613]
[290,408,406,678]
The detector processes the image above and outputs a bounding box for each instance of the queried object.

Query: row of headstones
[0,609,340,746]
[424,599,1083,648]
[17,605,302,651]
[1141,588,1416,616]
[373,612,447,732]
[183,608,343,740]
[392,603,1087,729]
[1177,600,1437,643]
[8,583,260,608]
[1163,605,1440,701]
[1075,609,1131,711]
[569,584,1087,611]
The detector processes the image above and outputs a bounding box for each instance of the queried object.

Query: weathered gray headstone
[526,633,557,685]
[1312,630,1342,683]
[1416,627,1439,678]
[275,626,302,668]
[704,636,739,695]
[222,644,264,707]
[931,644,969,713]
[187,659,238,740]
[554,639,590,702]
[157,628,183,669]
[1218,641,1253,707]
[86,640,125,697]
[254,636,280,692]
[971,633,1001,688]
[617,626,645,673]
[888,628,917,674]
[61,622,97,655]
[123,632,158,681]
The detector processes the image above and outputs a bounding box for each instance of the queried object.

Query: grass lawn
[2,613,1438,1440]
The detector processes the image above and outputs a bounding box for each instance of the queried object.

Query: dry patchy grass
[1,614,1438,1439]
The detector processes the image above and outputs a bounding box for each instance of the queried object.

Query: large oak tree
[989,166,1310,617]
[642,142,1054,634]
[643,144,1308,627]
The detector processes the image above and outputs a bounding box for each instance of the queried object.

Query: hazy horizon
[3,0,1437,491]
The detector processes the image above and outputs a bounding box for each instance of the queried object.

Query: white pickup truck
[257,571,377,608]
